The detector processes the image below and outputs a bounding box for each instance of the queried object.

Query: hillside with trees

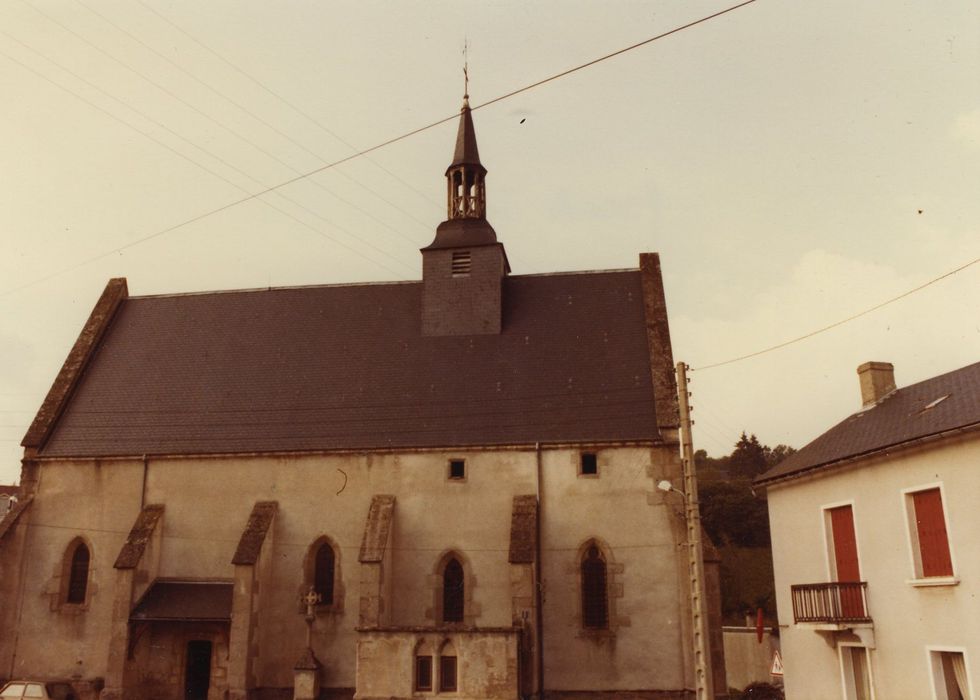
[697,433,795,625]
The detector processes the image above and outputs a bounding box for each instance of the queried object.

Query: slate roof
[757,361,980,484]
[449,100,482,171]
[37,269,662,457]
[130,580,233,622]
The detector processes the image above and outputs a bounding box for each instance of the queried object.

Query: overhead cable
[1,0,759,297]
[694,256,980,371]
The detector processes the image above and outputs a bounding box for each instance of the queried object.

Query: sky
[1,0,978,485]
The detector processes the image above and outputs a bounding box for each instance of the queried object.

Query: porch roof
[131,580,233,622]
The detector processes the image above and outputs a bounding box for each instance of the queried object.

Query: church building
[0,97,722,700]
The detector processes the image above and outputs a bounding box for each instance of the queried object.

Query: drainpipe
[534,442,545,699]
[140,454,148,509]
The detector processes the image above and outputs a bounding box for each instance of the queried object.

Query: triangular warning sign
[770,649,784,676]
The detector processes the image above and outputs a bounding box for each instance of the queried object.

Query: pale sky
[1,0,978,484]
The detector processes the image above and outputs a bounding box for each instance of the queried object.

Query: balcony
[791,582,872,625]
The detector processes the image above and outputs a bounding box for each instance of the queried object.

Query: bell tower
[446,96,486,220]
[421,95,509,336]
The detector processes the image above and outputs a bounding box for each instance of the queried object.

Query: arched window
[66,542,90,604]
[581,544,608,629]
[313,542,335,605]
[443,558,464,623]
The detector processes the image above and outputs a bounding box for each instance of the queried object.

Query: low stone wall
[355,627,520,700]
[722,627,780,692]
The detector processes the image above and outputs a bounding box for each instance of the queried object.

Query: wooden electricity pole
[676,361,714,700]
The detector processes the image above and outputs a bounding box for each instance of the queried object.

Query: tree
[728,432,768,479]
[699,480,770,548]
[695,432,795,624]
[764,444,797,468]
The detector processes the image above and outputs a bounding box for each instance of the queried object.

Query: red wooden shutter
[829,505,864,618]
[913,489,953,577]
[829,506,860,582]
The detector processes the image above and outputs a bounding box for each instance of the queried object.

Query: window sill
[577,627,616,641]
[906,576,960,588]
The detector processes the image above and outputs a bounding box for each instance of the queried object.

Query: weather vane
[463,38,469,101]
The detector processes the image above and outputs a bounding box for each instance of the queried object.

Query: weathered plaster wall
[355,629,519,700]
[767,433,980,700]
[2,458,144,682]
[2,443,693,697]
[722,627,779,691]
[539,445,689,693]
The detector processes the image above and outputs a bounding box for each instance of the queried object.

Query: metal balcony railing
[791,582,871,624]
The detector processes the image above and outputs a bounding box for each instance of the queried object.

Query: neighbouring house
[0,97,724,700]
[755,360,980,700]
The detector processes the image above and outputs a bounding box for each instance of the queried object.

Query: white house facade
[757,360,980,700]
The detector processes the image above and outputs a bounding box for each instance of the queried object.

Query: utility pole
[676,361,713,700]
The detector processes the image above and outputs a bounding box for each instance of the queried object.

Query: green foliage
[697,432,796,624]
[729,432,768,479]
[700,479,770,548]
[718,546,775,622]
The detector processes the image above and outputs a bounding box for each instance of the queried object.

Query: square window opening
[580,452,598,476]
[449,459,466,480]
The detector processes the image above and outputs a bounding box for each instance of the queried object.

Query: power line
[694,256,980,371]
[1,0,759,297]
[0,30,415,277]
[20,0,424,255]
[134,0,443,212]
[0,48,411,287]
[74,0,433,240]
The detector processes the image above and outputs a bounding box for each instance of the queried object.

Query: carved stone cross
[302,587,321,648]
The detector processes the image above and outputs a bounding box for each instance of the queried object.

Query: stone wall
[0,443,699,697]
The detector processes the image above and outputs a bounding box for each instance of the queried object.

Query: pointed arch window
[313,542,335,605]
[443,558,465,623]
[581,544,609,629]
[66,541,90,604]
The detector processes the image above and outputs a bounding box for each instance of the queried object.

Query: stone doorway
[183,640,212,700]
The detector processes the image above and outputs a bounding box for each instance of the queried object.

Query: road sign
[770,649,784,677]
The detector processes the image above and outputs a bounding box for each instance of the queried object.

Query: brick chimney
[857,361,896,408]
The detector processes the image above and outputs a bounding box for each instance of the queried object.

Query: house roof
[34,269,666,458]
[757,361,980,485]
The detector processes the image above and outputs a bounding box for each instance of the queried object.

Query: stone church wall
[1,442,692,698]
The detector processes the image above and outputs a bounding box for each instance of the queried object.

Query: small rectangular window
[449,459,466,480]
[415,655,433,691]
[580,452,598,476]
[907,487,954,578]
[440,655,458,692]
[451,251,472,276]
